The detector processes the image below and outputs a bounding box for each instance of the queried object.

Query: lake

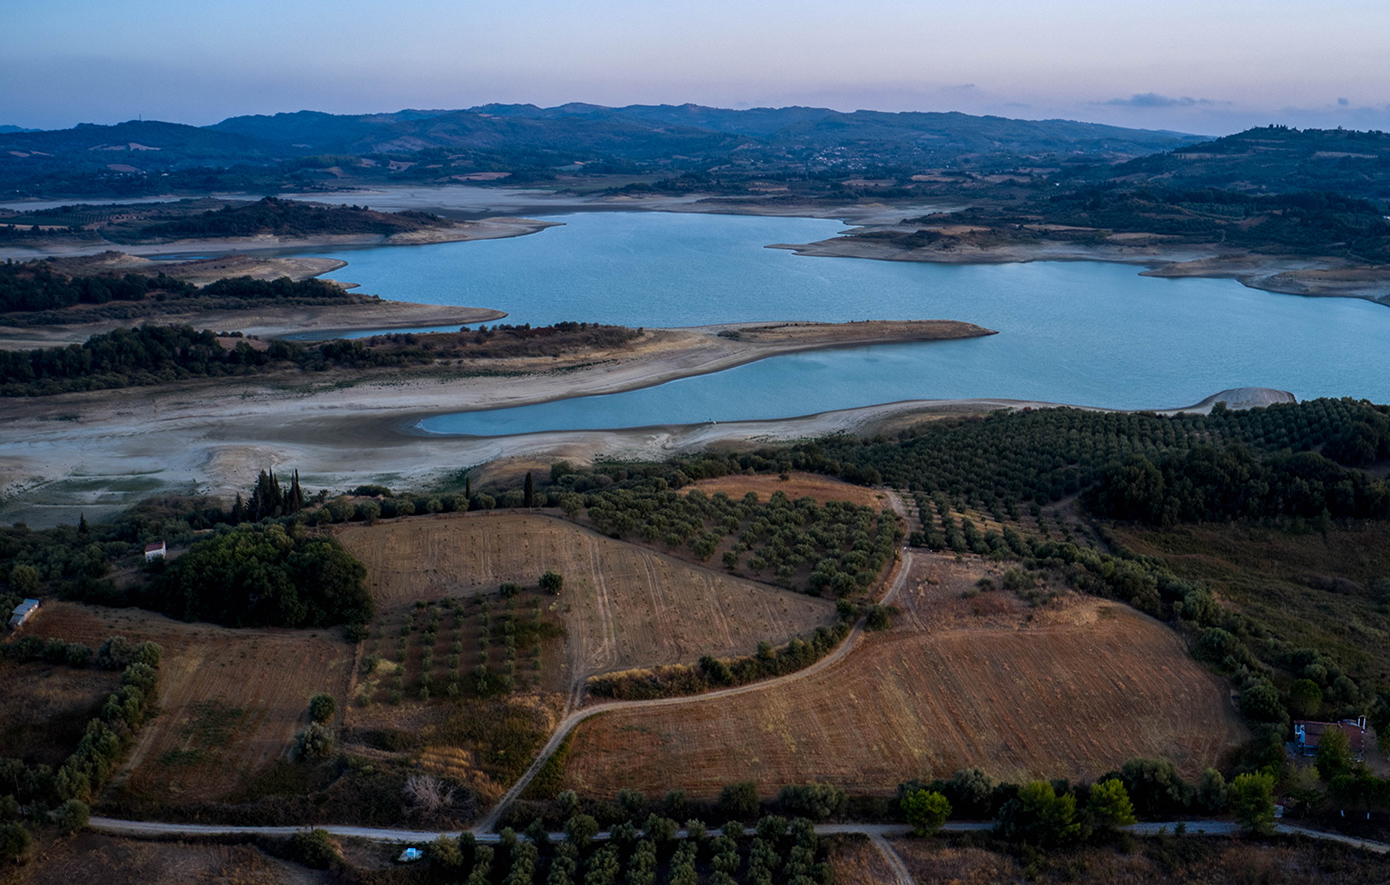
[297,211,1390,435]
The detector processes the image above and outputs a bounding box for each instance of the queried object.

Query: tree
[524,472,536,508]
[1119,758,1191,817]
[1239,682,1286,723]
[1196,768,1228,813]
[295,722,334,759]
[53,799,89,834]
[1289,679,1323,719]
[308,693,336,724]
[1086,779,1136,831]
[9,563,38,596]
[995,781,1081,848]
[0,823,30,863]
[1230,771,1276,835]
[901,789,951,835]
[540,571,564,595]
[717,781,760,822]
[1316,726,1355,781]
[287,828,339,869]
[563,813,599,850]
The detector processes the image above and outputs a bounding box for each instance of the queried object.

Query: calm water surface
[299,212,1390,435]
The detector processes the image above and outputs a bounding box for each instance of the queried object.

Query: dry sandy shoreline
[0,215,561,262]
[0,320,997,526]
[771,234,1390,305]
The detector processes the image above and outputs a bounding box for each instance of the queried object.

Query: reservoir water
[299,212,1390,435]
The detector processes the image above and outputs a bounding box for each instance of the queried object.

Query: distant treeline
[894,186,1390,264]
[0,261,353,315]
[1087,444,1390,525]
[0,321,643,396]
[0,325,288,395]
[137,197,449,239]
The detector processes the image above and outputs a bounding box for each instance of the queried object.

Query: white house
[8,598,40,631]
[144,541,167,562]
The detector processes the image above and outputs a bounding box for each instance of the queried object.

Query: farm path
[476,497,915,832]
[869,832,916,885]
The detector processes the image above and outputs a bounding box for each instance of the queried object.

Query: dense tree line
[427,814,832,885]
[0,324,289,395]
[1087,445,1390,525]
[0,635,162,847]
[0,262,195,312]
[143,523,373,629]
[0,320,644,395]
[136,197,450,239]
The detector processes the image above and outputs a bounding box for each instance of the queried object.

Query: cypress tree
[524,472,535,508]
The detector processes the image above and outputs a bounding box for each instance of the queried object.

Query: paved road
[87,816,1390,857]
[476,515,918,832]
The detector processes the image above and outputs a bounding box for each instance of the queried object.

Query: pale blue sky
[3,0,1387,134]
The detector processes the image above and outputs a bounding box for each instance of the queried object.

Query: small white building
[8,598,40,631]
[144,541,167,562]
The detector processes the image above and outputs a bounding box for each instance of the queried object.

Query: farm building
[144,541,167,562]
[1294,718,1367,760]
[8,598,40,631]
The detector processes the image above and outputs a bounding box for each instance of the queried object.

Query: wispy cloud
[1105,93,1215,108]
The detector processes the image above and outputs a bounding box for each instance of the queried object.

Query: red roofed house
[144,541,166,563]
[1294,718,1367,760]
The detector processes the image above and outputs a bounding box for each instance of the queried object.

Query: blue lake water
[298,212,1390,435]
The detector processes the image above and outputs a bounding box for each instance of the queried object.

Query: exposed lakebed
[293,211,1390,435]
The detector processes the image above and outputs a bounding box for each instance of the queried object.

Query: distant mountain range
[1,105,1388,204]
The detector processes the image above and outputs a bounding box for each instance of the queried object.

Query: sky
[3,0,1388,136]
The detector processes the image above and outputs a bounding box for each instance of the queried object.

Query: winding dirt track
[475,500,916,831]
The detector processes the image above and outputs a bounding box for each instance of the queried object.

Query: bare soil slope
[336,512,835,680]
[687,472,888,510]
[22,602,354,803]
[560,554,1245,797]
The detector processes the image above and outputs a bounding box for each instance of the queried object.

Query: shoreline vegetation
[0,196,562,260]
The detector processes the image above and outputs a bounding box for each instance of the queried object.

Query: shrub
[539,571,564,595]
[308,693,336,724]
[778,783,847,821]
[286,828,339,868]
[0,823,29,863]
[53,799,89,834]
[717,781,760,822]
[295,723,334,759]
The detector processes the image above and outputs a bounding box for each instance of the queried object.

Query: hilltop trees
[145,522,372,628]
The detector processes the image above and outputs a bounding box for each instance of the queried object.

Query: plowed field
[686,473,888,510]
[21,602,354,803]
[336,513,834,678]
[560,554,1245,797]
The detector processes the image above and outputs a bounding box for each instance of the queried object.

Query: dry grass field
[21,602,354,803]
[336,513,835,679]
[686,472,888,510]
[882,834,1390,884]
[560,553,1246,798]
[0,832,325,885]
[0,661,121,769]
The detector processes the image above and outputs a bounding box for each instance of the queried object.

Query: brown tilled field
[336,513,835,678]
[686,472,888,510]
[0,660,121,769]
[21,602,354,803]
[559,553,1246,798]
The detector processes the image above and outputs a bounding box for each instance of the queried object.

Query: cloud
[1105,93,1214,108]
